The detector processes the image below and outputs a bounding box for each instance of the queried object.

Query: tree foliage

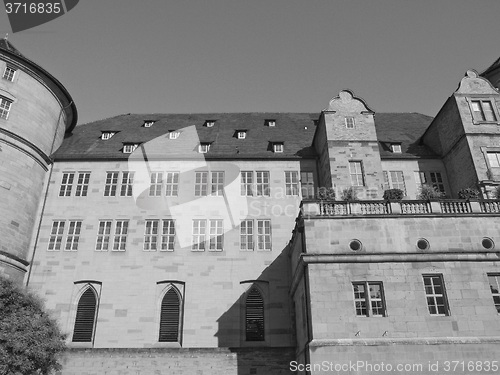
[340,187,358,201]
[417,184,444,200]
[0,277,66,375]
[383,188,404,201]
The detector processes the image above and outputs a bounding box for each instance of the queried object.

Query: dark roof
[53,112,436,161]
[0,38,23,57]
[53,113,319,160]
[374,113,437,159]
[480,56,500,76]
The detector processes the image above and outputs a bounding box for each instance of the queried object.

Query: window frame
[468,98,499,124]
[101,131,116,140]
[198,143,210,153]
[345,116,355,129]
[352,281,386,317]
[0,96,12,120]
[104,172,119,197]
[120,171,134,197]
[237,131,247,139]
[300,171,315,199]
[149,172,163,196]
[245,287,265,342]
[208,219,224,251]
[241,171,253,196]
[349,161,365,186]
[285,171,299,196]
[2,66,16,82]
[487,273,500,314]
[383,170,406,195]
[65,221,82,251]
[422,274,450,316]
[95,220,112,251]
[240,220,254,251]
[72,285,99,344]
[273,143,284,153]
[75,172,91,197]
[390,143,402,153]
[123,143,139,154]
[191,219,207,251]
[48,221,66,251]
[144,219,176,251]
[165,172,179,196]
[256,219,272,251]
[112,220,129,251]
[59,172,75,197]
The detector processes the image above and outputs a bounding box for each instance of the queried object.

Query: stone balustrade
[302,199,500,217]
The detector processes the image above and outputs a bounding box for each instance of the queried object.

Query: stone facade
[2,40,500,375]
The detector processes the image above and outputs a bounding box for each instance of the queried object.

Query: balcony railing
[307,199,500,217]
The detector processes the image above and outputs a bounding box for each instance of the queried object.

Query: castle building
[1,39,500,374]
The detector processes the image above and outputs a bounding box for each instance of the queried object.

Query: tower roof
[0,38,23,57]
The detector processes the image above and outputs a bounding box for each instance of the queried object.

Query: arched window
[159,287,181,342]
[72,288,97,342]
[245,288,264,341]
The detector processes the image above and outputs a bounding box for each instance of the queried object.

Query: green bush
[316,187,336,201]
[383,188,404,201]
[494,186,500,199]
[0,277,66,375]
[457,187,480,200]
[340,187,358,201]
[417,184,444,200]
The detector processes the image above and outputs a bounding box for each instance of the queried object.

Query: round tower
[0,37,77,284]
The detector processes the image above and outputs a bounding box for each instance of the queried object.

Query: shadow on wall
[215,246,296,375]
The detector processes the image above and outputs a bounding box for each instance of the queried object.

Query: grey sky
[1,0,499,125]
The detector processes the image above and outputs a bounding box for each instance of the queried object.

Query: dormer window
[273,142,284,153]
[143,120,155,128]
[345,117,355,129]
[123,143,139,154]
[101,131,116,140]
[205,120,216,127]
[237,131,247,139]
[391,144,402,153]
[199,143,211,153]
[266,119,276,127]
[2,66,16,82]
[169,131,180,139]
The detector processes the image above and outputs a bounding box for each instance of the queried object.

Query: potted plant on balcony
[417,184,444,201]
[457,187,480,200]
[494,186,500,200]
[316,187,336,201]
[383,188,404,201]
[340,187,358,202]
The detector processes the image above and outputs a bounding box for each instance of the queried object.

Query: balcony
[301,199,500,217]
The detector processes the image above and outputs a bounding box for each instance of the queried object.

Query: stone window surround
[466,97,500,125]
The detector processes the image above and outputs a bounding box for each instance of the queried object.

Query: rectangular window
[391,144,402,153]
[161,219,175,251]
[349,161,364,186]
[255,171,270,196]
[59,172,75,197]
[383,171,406,194]
[273,143,284,153]
[487,152,500,168]
[48,221,65,251]
[195,172,208,196]
[0,97,12,120]
[429,172,445,193]
[104,172,119,196]
[144,219,159,251]
[238,131,246,139]
[192,219,206,251]
[300,172,315,199]
[101,131,115,140]
[414,171,427,186]
[352,282,386,317]
[199,143,210,153]
[120,171,134,197]
[149,172,163,196]
[256,220,272,251]
[3,66,16,81]
[209,219,223,251]
[211,172,224,196]
[123,144,138,153]
[240,220,254,251]
[285,171,299,196]
[75,172,91,197]
[471,100,497,122]
[345,117,355,129]
[241,171,253,196]
[65,221,82,251]
[487,274,500,314]
[423,274,449,316]
[113,220,128,251]
[95,221,112,251]
[165,172,179,196]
